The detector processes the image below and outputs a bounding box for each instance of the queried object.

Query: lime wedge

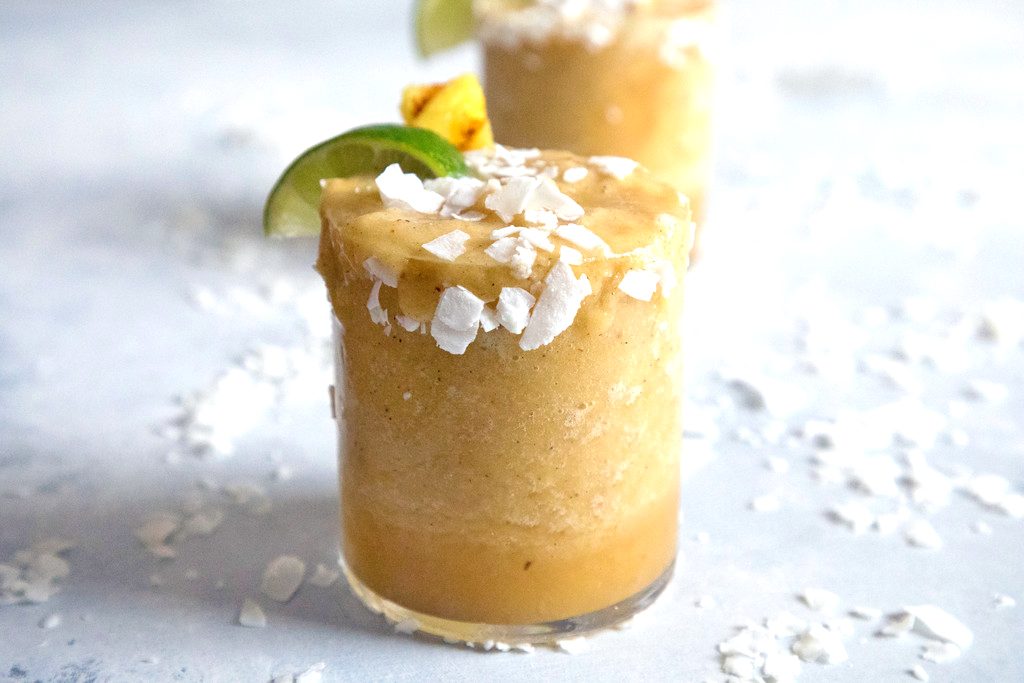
[263,124,470,237]
[415,0,475,58]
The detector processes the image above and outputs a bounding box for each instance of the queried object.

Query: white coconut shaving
[294,662,326,683]
[431,286,485,354]
[307,564,341,588]
[0,539,75,606]
[395,315,421,333]
[909,664,930,681]
[904,519,944,549]
[479,305,501,332]
[792,624,849,664]
[363,257,399,288]
[497,287,537,334]
[422,229,471,261]
[517,227,556,252]
[485,236,519,263]
[556,637,590,654]
[260,555,306,603]
[510,240,538,278]
[801,587,841,612]
[904,605,974,649]
[375,163,444,214]
[238,598,267,627]
[485,175,583,223]
[424,176,486,218]
[554,222,612,254]
[519,261,591,350]
[619,269,661,301]
[590,155,639,179]
[559,245,584,265]
[563,166,589,183]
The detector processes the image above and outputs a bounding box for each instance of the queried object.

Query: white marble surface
[2,1,1023,681]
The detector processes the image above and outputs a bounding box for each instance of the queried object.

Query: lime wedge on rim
[263,124,470,237]
[415,0,475,58]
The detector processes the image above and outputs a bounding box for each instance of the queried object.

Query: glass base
[341,558,675,647]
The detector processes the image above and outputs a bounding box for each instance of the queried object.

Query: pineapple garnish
[401,73,494,152]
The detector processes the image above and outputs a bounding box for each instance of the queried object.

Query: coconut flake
[294,663,326,683]
[239,598,267,627]
[430,320,479,355]
[563,166,589,183]
[479,306,501,332]
[395,315,421,333]
[523,208,558,228]
[485,236,519,263]
[517,227,556,252]
[750,494,781,513]
[590,155,639,179]
[920,641,963,663]
[909,664,930,681]
[762,652,802,683]
[485,176,539,223]
[559,245,583,265]
[375,163,444,214]
[904,519,943,549]
[497,287,537,334]
[307,564,341,588]
[520,261,590,350]
[904,605,974,649]
[878,612,916,637]
[556,636,590,654]
[433,286,485,330]
[260,555,306,603]
[424,176,486,217]
[367,279,388,326]
[363,257,399,288]
[792,624,848,664]
[422,230,470,261]
[555,223,611,254]
[801,587,840,612]
[510,241,538,278]
[619,269,660,301]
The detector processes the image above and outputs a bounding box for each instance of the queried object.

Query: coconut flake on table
[307,564,341,588]
[800,587,840,612]
[421,229,470,261]
[375,163,444,214]
[992,593,1016,610]
[260,555,306,603]
[878,612,916,638]
[238,598,267,628]
[589,155,639,179]
[904,605,974,649]
[909,664,930,681]
[618,268,661,302]
[497,287,537,334]
[828,501,875,534]
[556,636,590,654]
[519,261,592,351]
[850,606,883,621]
[792,624,849,664]
[920,641,963,663]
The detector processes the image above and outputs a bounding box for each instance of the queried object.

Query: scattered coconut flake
[510,240,538,278]
[997,493,1024,518]
[904,519,943,549]
[39,613,62,629]
[491,226,521,240]
[962,379,1009,403]
[517,227,556,252]
[992,593,1016,610]
[395,314,421,333]
[485,236,519,263]
[905,605,973,649]
[181,507,225,538]
[519,261,590,350]
[260,556,306,603]
[363,257,399,288]
[879,612,916,637]
[238,598,267,628]
[307,564,340,588]
[558,245,584,265]
[523,208,558,228]
[135,513,182,558]
[618,269,660,302]
[424,176,486,218]
[434,286,485,330]
[294,662,326,683]
[920,641,962,663]
[402,391,412,401]
[829,501,875,535]
[556,637,590,654]
[563,166,589,183]
[801,588,840,612]
[590,155,639,179]
[909,664,930,681]
[430,320,479,355]
[850,606,883,621]
[512,643,536,654]
[721,655,756,679]
[375,163,444,214]
[422,230,470,261]
[554,223,611,254]
[792,624,849,664]
[762,652,803,683]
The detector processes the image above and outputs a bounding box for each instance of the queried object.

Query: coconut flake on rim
[422,229,471,262]
[590,155,640,179]
[519,260,592,350]
[375,163,444,214]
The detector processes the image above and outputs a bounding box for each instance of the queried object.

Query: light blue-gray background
[1,1,1022,681]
